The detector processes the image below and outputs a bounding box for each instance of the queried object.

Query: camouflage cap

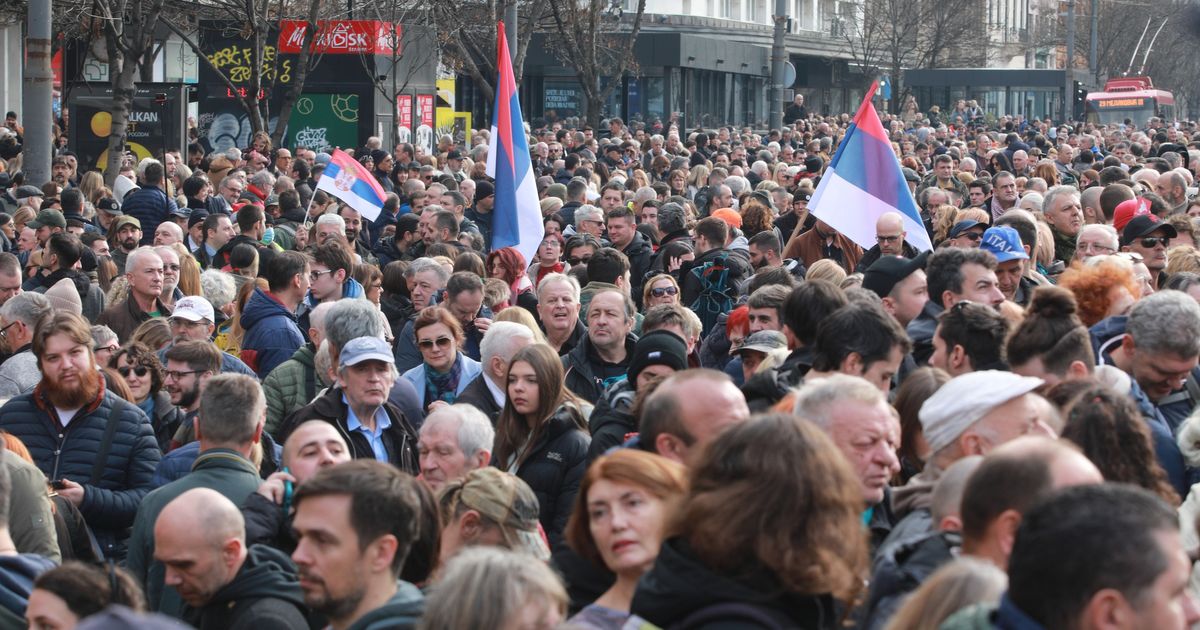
[445,467,550,560]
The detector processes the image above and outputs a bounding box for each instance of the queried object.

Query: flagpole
[856,81,880,117]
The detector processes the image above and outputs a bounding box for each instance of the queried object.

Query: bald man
[155,488,308,629]
[856,211,919,272]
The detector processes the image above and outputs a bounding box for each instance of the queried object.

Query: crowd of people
[0,102,1196,629]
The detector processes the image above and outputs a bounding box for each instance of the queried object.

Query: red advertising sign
[417,94,434,128]
[278,20,401,55]
[397,95,413,143]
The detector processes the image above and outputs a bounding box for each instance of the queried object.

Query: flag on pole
[486,21,543,264]
[315,148,387,222]
[810,83,933,252]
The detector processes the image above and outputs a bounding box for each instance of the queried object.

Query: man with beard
[154,488,308,628]
[130,374,276,618]
[337,205,378,266]
[158,296,257,378]
[162,340,222,446]
[97,247,172,343]
[28,234,106,321]
[108,216,142,275]
[0,311,160,561]
[291,461,425,630]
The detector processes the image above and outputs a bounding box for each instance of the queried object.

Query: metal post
[1063,0,1075,123]
[22,0,52,187]
[768,0,788,130]
[1088,0,1097,79]
[505,2,518,63]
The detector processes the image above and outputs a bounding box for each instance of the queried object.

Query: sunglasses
[960,231,983,242]
[418,336,454,350]
[118,366,150,378]
[1139,236,1170,248]
[566,256,592,266]
[650,286,679,298]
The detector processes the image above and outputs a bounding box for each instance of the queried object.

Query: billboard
[67,84,185,173]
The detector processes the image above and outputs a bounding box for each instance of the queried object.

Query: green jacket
[345,580,425,630]
[125,448,263,618]
[263,344,330,438]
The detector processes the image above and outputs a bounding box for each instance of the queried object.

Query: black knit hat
[627,330,689,390]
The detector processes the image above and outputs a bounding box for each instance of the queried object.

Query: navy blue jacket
[119,185,178,246]
[0,386,160,561]
[241,288,304,379]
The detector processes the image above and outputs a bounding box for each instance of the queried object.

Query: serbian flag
[810,83,933,252]
[486,21,543,263]
[315,148,387,221]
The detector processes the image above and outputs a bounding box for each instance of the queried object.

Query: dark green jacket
[262,344,329,437]
[345,580,425,630]
[126,448,263,617]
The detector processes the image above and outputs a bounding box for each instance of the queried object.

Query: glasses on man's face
[962,231,983,242]
[0,321,16,340]
[876,234,902,243]
[96,344,119,354]
[309,269,334,281]
[164,369,202,381]
[1078,242,1116,255]
[650,286,679,298]
[169,317,206,329]
[118,366,150,378]
[566,256,592,266]
[163,263,181,272]
[418,336,454,351]
[1140,236,1171,249]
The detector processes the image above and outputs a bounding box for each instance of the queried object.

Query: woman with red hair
[487,247,538,312]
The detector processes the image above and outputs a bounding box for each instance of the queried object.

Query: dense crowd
[0,100,1196,629]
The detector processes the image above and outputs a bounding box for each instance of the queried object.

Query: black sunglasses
[650,286,679,298]
[1140,236,1171,248]
[118,366,150,378]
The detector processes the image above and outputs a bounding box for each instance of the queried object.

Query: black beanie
[627,330,689,390]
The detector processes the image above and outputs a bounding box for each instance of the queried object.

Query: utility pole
[1063,0,1076,123]
[23,0,53,187]
[769,0,788,130]
[1088,0,1097,80]
[505,2,517,63]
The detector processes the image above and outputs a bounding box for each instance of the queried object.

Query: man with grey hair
[1042,185,1084,263]
[418,404,495,492]
[314,212,346,246]
[97,246,170,342]
[263,300,337,435]
[1101,289,1200,433]
[127,373,268,616]
[280,336,418,473]
[0,292,51,397]
[1156,170,1189,216]
[536,272,585,354]
[793,374,900,549]
[574,204,606,241]
[1074,224,1120,261]
[456,321,536,422]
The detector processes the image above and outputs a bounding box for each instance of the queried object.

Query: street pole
[23,0,53,187]
[1064,0,1076,123]
[1089,0,1097,81]
[768,0,788,130]
[505,2,517,63]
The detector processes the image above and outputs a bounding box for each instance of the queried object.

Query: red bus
[1084,76,1175,126]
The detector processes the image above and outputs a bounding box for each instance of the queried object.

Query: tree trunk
[105,60,139,186]
[272,0,323,147]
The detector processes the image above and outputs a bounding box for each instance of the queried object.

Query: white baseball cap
[171,296,215,323]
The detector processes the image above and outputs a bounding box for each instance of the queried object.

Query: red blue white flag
[316,148,387,221]
[810,83,933,252]
[486,21,543,263]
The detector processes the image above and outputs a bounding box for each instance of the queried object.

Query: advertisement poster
[416,93,435,155]
[397,95,413,144]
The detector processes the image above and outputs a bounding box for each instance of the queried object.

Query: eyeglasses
[118,366,150,378]
[169,317,207,328]
[309,269,335,281]
[418,336,454,350]
[876,234,902,243]
[1078,242,1116,254]
[163,264,180,272]
[650,286,679,298]
[1139,236,1171,248]
[164,369,202,381]
[96,344,120,354]
[959,232,983,242]
[0,321,16,340]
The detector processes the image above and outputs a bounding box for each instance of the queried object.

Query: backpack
[689,251,734,337]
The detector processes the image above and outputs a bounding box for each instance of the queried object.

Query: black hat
[0,172,9,188]
[170,206,192,219]
[407,161,422,171]
[96,197,122,215]
[475,180,495,200]
[370,149,390,165]
[14,185,42,200]
[447,150,463,160]
[863,251,930,298]
[188,208,210,231]
[1121,214,1177,246]
[948,219,985,239]
[627,330,689,390]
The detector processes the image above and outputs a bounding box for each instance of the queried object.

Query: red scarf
[536,262,565,286]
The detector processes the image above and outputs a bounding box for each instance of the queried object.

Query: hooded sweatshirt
[344,580,425,630]
[182,545,308,630]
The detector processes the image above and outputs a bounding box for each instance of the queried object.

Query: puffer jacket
[262,343,330,437]
[278,385,419,474]
[562,333,638,405]
[119,185,178,246]
[860,530,960,630]
[498,403,590,545]
[0,384,160,561]
[587,379,636,462]
[240,288,304,379]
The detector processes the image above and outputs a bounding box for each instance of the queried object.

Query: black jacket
[561,333,637,405]
[679,247,751,311]
[906,300,944,366]
[455,374,503,425]
[498,404,590,544]
[182,545,309,630]
[631,537,839,629]
[242,491,297,554]
[587,379,636,462]
[860,531,960,630]
[0,385,160,560]
[621,232,653,305]
[31,268,107,322]
[742,347,812,412]
[855,241,921,273]
[279,385,419,474]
